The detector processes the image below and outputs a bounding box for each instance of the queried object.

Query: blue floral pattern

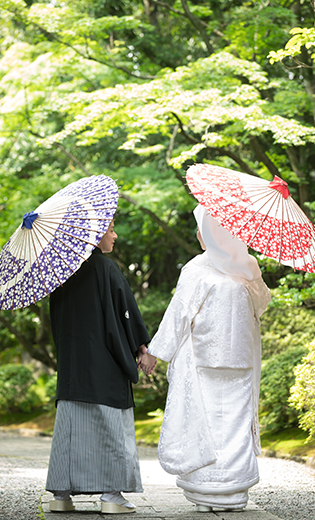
[0,175,119,310]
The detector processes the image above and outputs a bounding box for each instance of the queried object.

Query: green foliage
[138,288,172,338]
[248,270,315,434]
[43,372,57,399]
[134,289,172,416]
[260,305,315,359]
[259,346,307,433]
[290,340,315,441]
[271,87,312,119]
[0,299,56,370]
[269,27,315,64]
[134,412,162,446]
[37,371,57,402]
[225,4,295,66]
[38,50,315,159]
[134,358,168,417]
[1,0,315,444]
[0,363,40,413]
[269,272,315,309]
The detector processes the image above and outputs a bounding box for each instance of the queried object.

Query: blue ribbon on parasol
[21,211,39,229]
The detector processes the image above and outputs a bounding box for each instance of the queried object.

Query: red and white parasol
[186,163,315,273]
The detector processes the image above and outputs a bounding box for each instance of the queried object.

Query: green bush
[42,372,57,413]
[289,340,315,441]
[0,364,40,414]
[134,289,171,417]
[44,372,57,398]
[134,359,168,418]
[259,346,307,433]
[138,289,172,338]
[260,305,315,359]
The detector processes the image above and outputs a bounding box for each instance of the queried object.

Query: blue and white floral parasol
[0,175,119,310]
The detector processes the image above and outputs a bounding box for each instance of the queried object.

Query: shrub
[134,359,168,418]
[134,289,171,416]
[138,289,172,338]
[259,345,307,433]
[289,340,315,441]
[42,372,57,413]
[260,306,315,360]
[0,364,39,414]
[44,372,57,398]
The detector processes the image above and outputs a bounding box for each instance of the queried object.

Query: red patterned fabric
[186,164,315,272]
[269,176,290,199]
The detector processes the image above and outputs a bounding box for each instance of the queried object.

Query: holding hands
[137,344,157,376]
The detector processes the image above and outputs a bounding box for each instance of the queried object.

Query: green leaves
[260,346,306,432]
[225,4,295,66]
[34,49,315,172]
[290,340,315,441]
[1,0,315,381]
[271,272,315,309]
[0,364,37,414]
[268,27,315,64]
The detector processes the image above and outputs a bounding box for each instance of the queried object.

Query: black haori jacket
[50,247,150,409]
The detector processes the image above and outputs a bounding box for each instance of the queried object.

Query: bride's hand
[137,346,157,375]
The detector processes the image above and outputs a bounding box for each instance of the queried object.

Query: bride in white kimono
[146,205,271,512]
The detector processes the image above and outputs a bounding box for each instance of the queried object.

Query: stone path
[0,430,287,520]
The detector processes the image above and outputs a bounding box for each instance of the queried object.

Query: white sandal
[196,504,213,512]
[101,492,136,514]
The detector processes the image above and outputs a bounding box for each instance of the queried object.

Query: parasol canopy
[186,163,315,273]
[0,175,118,310]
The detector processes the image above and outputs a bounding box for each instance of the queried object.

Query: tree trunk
[286,146,310,216]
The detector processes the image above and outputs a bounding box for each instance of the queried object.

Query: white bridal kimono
[148,205,271,510]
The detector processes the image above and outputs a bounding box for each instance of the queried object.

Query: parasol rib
[37,194,117,214]
[278,196,285,264]
[33,223,78,278]
[246,211,273,250]
[187,164,315,273]
[0,175,118,310]
[0,235,25,310]
[30,229,50,300]
[218,189,278,218]
[262,194,282,258]
[282,199,296,271]
[27,229,37,308]
[286,199,315,270]
[37,219,112,227]
[219,190,278,240]
[34,222,93,263]
[38,222,102,250]
[31,225,64,288]
[38,215,113,221]
[21,229,29,309]
[0,238,27,309]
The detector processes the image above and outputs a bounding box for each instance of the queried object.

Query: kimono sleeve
[148,269,212,363]
[112,271,151,354]
[100,259,150,384]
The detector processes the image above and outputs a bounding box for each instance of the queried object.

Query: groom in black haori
[46,219,155,514]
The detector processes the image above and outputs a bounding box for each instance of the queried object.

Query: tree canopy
[1,0,315,370]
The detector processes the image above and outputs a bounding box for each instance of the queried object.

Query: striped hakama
[46,400,142,495]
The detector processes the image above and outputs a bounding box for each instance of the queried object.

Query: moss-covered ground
[260,427,315,460]
[1,411,315,462]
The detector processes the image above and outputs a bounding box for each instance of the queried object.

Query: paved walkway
[0,430,282,520]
